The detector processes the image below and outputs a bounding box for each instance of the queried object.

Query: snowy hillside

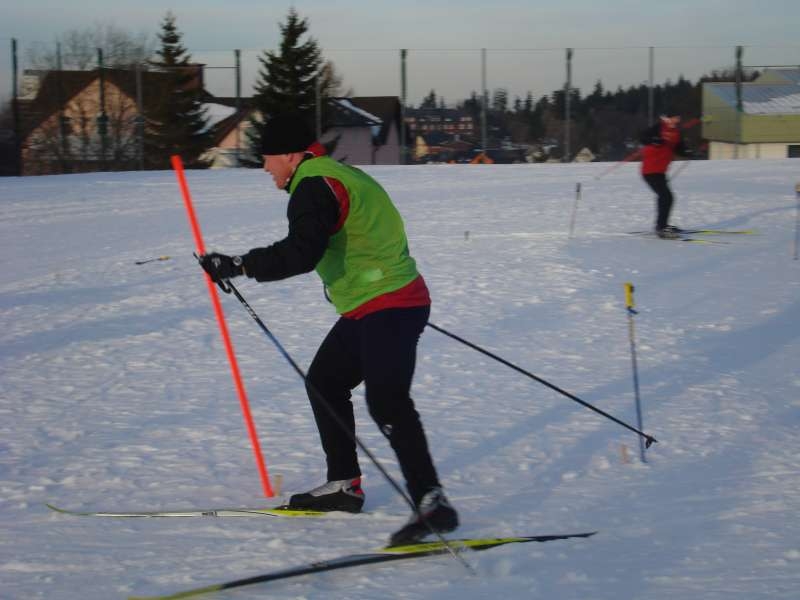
[1,159,799,599]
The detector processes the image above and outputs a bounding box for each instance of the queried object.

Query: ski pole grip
[624,282,635,311]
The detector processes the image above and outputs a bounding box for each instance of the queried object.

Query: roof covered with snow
[756,68,800,85]
[200,103,237,133]
[705,83,800,115]
[328,98,384,139]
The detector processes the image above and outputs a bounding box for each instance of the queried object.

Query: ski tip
[129,582,224,600]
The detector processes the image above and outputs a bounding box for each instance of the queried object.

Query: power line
[10,40,800,53]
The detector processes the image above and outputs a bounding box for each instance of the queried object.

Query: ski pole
[593,149,641,181]
[224,281,474,573]
[624,283,647,463]
[568,182,581,238]
[172,156,274,498]
[680,117,702,131]
[794,182,800,261]
[426,322,657,448]
[668,159,691,182]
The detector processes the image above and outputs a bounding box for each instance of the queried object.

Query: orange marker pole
[171,155,274,497]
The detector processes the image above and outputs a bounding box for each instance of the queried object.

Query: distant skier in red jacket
[640,114,692,238]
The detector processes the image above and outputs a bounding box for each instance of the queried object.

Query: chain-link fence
[3,40,798,175]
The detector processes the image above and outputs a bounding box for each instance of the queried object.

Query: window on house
[788,145,800,158]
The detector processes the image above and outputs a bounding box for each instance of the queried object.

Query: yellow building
[702,68,800,159]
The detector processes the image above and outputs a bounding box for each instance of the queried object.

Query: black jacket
[242,175,339,282]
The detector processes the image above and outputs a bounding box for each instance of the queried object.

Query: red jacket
[640,121,689,175]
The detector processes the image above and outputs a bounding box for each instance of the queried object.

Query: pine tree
[247,9,333,161]
[523,92,534,114]
[492,88,509,113]
[420,90,437,109]
[145,11,211,168]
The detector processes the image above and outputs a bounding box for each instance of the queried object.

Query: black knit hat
[260,113,316,155]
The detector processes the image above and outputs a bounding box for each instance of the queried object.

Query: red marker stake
[171,155,274,497]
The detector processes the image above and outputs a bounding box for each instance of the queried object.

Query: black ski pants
[305,305,440,504]
[643,172,674,230]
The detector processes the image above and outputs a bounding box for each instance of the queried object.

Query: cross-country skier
[198,113,458,546]
[639,114,693,238]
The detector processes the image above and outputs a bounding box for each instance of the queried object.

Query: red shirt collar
[283,141,327,193]
[305,141,327,157]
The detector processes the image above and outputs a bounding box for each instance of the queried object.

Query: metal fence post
[315,72,322,140]
[400,48,407,164]
[97,48,109,170]
[564,48,572,162]
[235,49,241,167]
[56,42,69,172]
[648,46,655,125]
[135,62,144,170]
[735,45,743,159]
[481,48,488,153]
[11,38,21,176]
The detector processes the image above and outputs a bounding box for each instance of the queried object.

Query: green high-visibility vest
[290,156,420,314]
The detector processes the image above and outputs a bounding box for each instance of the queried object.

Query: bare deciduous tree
[26,22,154,70]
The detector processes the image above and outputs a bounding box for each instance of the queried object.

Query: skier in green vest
[199,113,458,546]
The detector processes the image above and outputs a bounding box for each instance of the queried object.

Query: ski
[627,228,755,236]
[673,237,729,245]
[46,502,333,519]
[626,232,729,245]
[674,228,756,235]
[128,532,597,600]
[672,236,728,245]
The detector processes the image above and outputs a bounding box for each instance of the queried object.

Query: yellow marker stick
[624,282,635,310]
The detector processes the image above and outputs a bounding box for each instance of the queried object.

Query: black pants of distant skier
[305,305,440,504]
[643,173,674,230]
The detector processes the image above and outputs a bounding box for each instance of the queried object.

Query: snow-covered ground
[1,158,799,599]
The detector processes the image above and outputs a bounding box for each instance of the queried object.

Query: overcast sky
[2,0,799,105]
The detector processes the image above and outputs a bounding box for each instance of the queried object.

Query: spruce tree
[247,9,333,161]
[145,12,211,168]
[420,90,437,109]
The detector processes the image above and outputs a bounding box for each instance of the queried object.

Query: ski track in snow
[1,160,799,599]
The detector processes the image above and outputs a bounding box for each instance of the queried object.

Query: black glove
[199,252,244,283]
